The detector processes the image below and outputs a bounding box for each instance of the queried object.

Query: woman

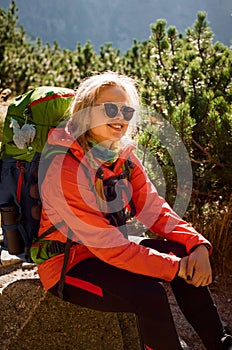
[37,71,231,349]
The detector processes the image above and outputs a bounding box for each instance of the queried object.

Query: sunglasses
[94,103,135,121]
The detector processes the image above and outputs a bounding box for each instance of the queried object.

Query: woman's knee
[133,279,169,315]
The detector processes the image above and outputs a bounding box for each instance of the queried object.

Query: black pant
[49,239,225,350]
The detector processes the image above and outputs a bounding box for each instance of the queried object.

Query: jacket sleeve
[129,152,212,255]
[40,154,181,281]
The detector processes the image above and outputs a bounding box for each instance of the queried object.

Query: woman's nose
[114,109,124,119]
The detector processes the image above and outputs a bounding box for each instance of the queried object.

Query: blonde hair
[68,71,140,212]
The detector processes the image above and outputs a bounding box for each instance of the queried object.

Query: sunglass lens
[121,106,135,121]
[104,103,118,118]
[103,103,135,121]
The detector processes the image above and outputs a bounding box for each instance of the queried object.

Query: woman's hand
[178,245,212,287]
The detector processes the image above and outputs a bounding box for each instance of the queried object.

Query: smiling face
[89,85,131,147]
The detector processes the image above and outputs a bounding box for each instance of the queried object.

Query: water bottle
[1,205,24,255]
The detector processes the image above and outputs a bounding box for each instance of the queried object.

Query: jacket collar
[47,127,135,174]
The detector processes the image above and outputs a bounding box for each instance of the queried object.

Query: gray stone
[0,279,141,350]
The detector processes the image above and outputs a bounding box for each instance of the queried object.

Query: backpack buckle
[16,160,26,170]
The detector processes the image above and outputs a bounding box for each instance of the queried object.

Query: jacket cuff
[190,243,211,254]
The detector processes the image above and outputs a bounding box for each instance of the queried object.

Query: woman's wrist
[190,243,211,253]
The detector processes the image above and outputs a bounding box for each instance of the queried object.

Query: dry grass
[187,197,232,274]
[205,197,232,273]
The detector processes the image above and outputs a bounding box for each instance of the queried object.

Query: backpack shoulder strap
[57,227,73,299]
[38,147,94,299]
[39,220,65,239]
[123,157,134,180]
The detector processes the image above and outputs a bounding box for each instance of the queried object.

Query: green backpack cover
[0,86,75,161]
[0,86,75,262]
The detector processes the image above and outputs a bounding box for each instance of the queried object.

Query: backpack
[0,86,75,262]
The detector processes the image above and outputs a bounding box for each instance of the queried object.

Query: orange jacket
[38,128,212,290]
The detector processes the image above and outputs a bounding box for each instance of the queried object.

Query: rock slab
[0,279,141,350]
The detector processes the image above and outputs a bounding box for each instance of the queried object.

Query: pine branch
[192,138,224,168]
